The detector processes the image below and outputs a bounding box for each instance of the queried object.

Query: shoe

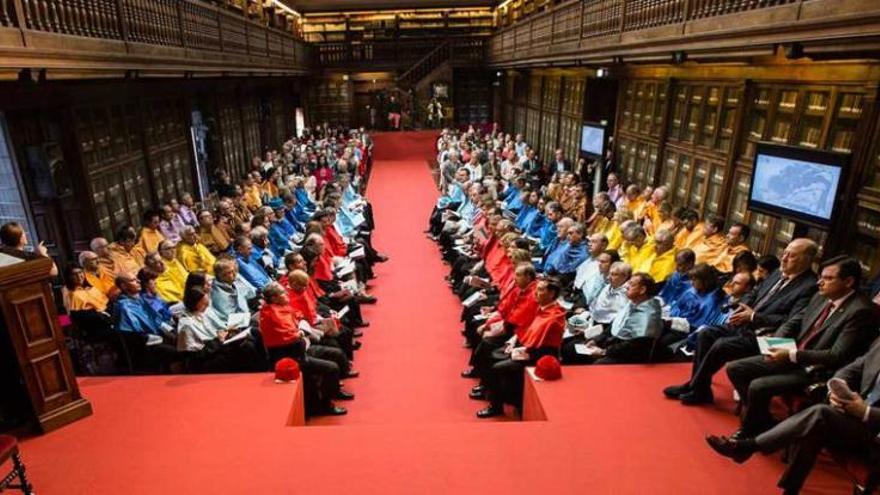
[345,370,360,378]
[476,406,502,418]
[357,295,377,304]
[705,435,754,463]
[470,385,485,394]
[353,341,362,350]
[663,383,692,399]
[375,254,389,263]
[355,321,370,329]
[315,405,348,416]
[680,391,714,405]
[469,388,487,400]
[461,368,478,378]
[353,331,364,338]
[336,390,355,401]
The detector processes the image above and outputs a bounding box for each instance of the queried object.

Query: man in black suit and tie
[663,238,819,405]
[707,333,880,494]
[726,255,877,436]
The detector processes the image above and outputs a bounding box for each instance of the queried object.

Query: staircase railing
[396,40,451,89]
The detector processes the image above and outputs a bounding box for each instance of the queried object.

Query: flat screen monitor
[748,142,848,227]
[580,123,605,158]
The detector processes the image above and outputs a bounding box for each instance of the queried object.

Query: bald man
[285,269,359,370]
[664,238,819,406]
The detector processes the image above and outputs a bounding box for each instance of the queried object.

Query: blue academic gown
[539,221,557,251]
[268,223,292,258]
[113,294,166,336]
[659,271,692,306]
[437,183,465,209]
[524,213,546,239]
[515,205,537,231]
[236,253,271,289]
[545,241,588,275]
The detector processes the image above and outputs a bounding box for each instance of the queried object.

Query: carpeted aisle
[310,131,486,425]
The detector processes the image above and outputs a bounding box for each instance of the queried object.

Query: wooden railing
[0,0,313,75]
[318,37,485,69]
[489,0,878,65]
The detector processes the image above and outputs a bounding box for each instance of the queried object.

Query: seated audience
[723,256,876,437]
[475,278,566,418]
[259,282,351,416]
[663,238,818,405]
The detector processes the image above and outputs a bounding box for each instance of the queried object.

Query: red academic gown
[313,250,334,282]
[324,225,347,257]
[518,302,566,351]
[488,279,539,339]
[259,303,303,349]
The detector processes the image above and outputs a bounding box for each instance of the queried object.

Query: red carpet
[17,131,855,493]
[310,130,485,426]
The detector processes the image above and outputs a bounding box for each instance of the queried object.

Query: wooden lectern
[0,257,91,432]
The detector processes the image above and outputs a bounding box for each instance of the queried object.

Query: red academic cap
[535,355,562,381]
[274,358,300,382]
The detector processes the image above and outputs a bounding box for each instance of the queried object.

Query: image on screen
[580,125,604,156]
[751,153,842,222]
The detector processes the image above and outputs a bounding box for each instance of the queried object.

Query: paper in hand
[223,329,251,345]
[226,312,251,330]
[574,343,603,356]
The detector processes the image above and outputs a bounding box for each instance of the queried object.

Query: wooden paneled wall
[501,68,589,163]
[499,56,880,274]
[0,77,302,262]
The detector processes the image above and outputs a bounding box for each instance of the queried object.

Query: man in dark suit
[726,255,877,436]
[549,149,572,175]
[663,238,819,405]
[707,334,880,495]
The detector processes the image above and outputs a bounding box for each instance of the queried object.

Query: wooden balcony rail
[489,0,880,65]
[318,37,485,69]
[0,0,313,75]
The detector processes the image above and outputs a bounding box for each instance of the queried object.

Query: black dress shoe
[680,391,714,405]
[375,254,389,263]
[352,341,362,350]
[705,435,754,463]
[461,368,478,378]
[663,383,692,399]
[336,390,355,401]
[355,321,370,329]
[476,406,502,418]
[353,331,364,338]
[315,405,348,416]
[469,388,487,400]
[357,295,377,304]
[470,385,485,394]
[345,370,360,378]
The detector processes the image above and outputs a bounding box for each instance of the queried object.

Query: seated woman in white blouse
[176,286,264,372]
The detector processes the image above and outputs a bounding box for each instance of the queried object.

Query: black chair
[0,435,33,494]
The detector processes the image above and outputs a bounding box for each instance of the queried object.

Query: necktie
[754,276,787,310]
[797,301,834,350]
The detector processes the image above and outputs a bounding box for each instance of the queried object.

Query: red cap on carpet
[535,356,562,381]
[274,358,300,382]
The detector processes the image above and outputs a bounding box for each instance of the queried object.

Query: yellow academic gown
[156,258,189,303]
[675,223,705,250]
[177,242,217,275]
[137,227,166,255]
[108,243,145,276]
[638,247,677,282]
